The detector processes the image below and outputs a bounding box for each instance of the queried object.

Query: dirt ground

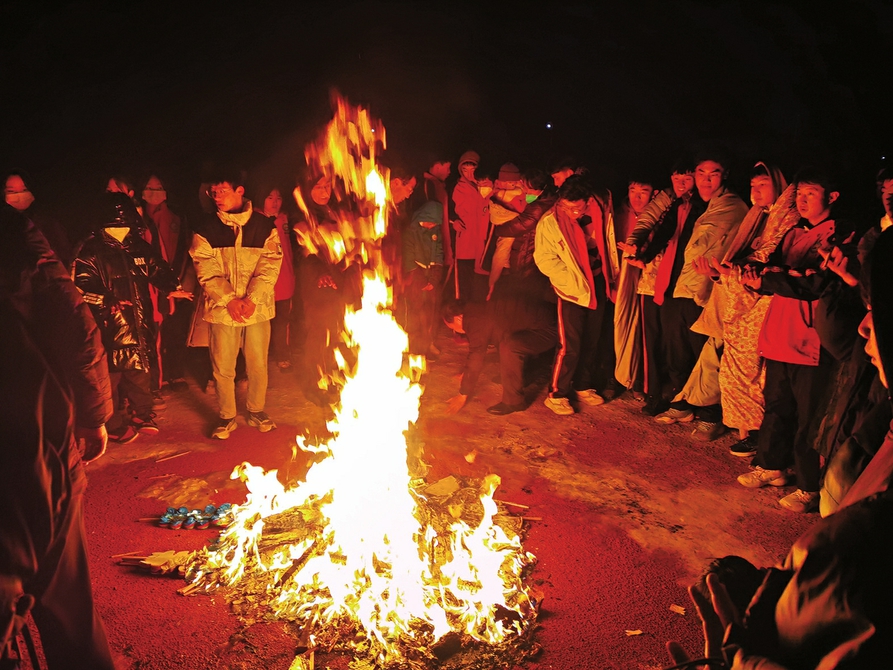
[83,330,818,670]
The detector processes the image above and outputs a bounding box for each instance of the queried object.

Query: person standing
[1,204,115,670]
[535,175,613,415]
[190,169,282,439]
[72,193,185,443]
[258,184,297,372]
[451,150,489,303]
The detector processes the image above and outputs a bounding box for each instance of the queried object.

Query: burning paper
[187,94,537,666]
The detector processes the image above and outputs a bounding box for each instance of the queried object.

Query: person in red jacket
[737,168,851,513]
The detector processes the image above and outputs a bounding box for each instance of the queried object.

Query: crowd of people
[3,143,893,667]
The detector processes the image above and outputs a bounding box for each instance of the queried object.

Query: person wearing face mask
[4,170,72,264]
[141,175,196,390]
[72,193,186,443]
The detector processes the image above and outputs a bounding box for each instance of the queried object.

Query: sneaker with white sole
[576,389,605,406]
[737,466,789,488]
[544,396,574,416]
[131,412,160,434]
[654,407,694,424]
[730,435,758,457]
[108,424,139,444]
[247,411,277,432]
[778,489,819,513]
[211,417,237,440]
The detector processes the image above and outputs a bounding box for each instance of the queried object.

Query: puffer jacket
[73,229,180,372]
[673,186,748,305]
[190,202,282,326]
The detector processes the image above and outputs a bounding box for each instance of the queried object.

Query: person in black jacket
[1,204,115,669]
[72,193,186,443]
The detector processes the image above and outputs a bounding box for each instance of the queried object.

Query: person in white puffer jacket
[190,169,282,439]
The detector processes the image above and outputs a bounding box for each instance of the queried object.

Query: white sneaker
[737,466,789,488]
[779,489,819,513]
[654,407,694,424]
[576,389,605,406]
[544,396,574,416]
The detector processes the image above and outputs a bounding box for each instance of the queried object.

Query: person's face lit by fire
[557,198,586,220]
[429,162,451,182]
[551,168,574,188]
[311,177,333,206]
[263,189,283,217]
[628,182,654,216]
[859,310,887,388]
[4,174,34,211]
[795,182,837,224]
[390,176,416,205]
[750,175,777,209]
[459,162,477,182]
[670,172,695,198]
[209,182,245,213]
[444,313,465,334]
[695,160,725,201]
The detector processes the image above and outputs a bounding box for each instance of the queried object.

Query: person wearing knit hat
[498,163,522,182]
[452,151,490,303]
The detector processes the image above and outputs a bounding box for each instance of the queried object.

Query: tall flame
[189,94,535,664]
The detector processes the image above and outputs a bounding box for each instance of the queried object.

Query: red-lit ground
[83,333,817,670]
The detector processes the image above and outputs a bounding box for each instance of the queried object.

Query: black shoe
[108,425,139,444]
[486,402,525,416]
[132,412,160,434]
[641,395,669,416]
[730,434,758,457]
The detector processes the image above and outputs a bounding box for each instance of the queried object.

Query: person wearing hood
[402,199,446,359]
[190,170,283,439]
[72,192,185,443]
[671,163,797,448]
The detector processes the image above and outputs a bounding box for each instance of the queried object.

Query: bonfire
[186,94,539,669]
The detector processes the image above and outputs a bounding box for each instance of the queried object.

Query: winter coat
[534,209,598,308]
[757,219,842,365]
[190,203,282,326]
[451,177,489,262]
[73,229,180,372]
[673,186,748,305]
[402,201,444,273]
[1,208,112,582]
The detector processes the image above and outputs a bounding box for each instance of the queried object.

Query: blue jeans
[208,320,271,419]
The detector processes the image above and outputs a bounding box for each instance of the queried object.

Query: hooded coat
[72,195,181,372]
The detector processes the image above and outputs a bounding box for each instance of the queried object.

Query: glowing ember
[188,95,537,666]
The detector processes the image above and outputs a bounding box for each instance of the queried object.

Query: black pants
[640,294,663,397]
[28,454,115,670]
[271,298,293,363]
[550,275,610,398]
[660,296,707,398]
[455,259,488,304]
[160,300,193,382]
[107,368,153,430]
[754,352,834,492]
[499,325,558,405]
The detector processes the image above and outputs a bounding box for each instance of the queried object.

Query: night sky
[2,0,891,234]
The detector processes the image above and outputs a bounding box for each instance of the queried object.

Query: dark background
[1,0,891,238]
